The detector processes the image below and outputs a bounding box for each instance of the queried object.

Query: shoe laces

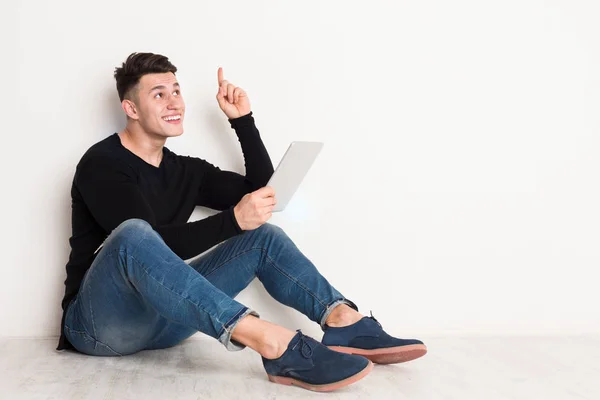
[368,310,382,327]
[293,330,314,359]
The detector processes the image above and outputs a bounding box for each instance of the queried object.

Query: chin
[162,125,184,138]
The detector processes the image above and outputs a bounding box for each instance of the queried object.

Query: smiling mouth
[162,115,181,122]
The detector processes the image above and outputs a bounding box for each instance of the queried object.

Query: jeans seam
[88,286,98,341]
[201,248,256,278]
[81,233,149,342]
[71,223,168,355]
[221,307,249,334]
[203,246,328,310]
[218,308,258,351]
[64,326,88,335]
[263,253,328,308]
[95,341,124,356]
[319,299,349,328]
[64,325,124,356]
[128,252,228,334]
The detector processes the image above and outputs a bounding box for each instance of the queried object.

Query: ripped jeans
[64,219,356,356]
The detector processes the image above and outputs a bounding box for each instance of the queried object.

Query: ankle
[231,316,295,359]
[325,304,363,328]
[260,337,284,360]
[260,328,296,360]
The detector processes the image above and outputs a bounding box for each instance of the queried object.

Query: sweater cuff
[228,206,243,233]
[228,111,254,129]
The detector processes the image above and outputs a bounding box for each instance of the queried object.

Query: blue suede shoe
[322,313,427,364]
[262,330,373,392]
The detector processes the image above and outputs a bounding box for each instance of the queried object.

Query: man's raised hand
[216,67,251,119]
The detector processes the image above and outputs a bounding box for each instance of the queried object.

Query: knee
[247,224,292,250]
[107,219,156,249]
[255,223,286,238]
[115,218,153,234]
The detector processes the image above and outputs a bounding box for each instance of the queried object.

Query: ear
[122,99,139,120]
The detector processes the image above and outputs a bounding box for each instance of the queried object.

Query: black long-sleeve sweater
[57,112,274,350]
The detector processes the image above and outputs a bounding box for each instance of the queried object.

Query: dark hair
[114,52,178,102]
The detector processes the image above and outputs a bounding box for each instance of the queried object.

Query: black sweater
[57,112,274,350]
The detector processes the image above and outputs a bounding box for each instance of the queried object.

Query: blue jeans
[64,219,355,356]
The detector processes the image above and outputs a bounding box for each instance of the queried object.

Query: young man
[57,52,426,392]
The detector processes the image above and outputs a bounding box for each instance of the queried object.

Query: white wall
[2,0,599,339]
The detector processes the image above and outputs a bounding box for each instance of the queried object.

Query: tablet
[267,141,324,212]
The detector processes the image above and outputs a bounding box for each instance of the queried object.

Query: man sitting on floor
[57,52,427,392]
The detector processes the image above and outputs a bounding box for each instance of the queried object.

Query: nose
[167,94,183,110]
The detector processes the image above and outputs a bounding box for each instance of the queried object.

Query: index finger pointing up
[218,67,224,85]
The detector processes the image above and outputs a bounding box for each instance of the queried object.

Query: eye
[154,92,163,99]
[173,90,180,96]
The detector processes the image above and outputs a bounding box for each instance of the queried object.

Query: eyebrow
[149,82,180,93]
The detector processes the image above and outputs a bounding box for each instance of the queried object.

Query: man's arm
[195,68,275,209]
[195,112,274,210]
[77,156,242,260]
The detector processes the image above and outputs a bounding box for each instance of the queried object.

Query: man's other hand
[233,186,277,230]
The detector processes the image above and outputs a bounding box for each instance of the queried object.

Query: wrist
[229,111,251,120]
[233,205,245,231]
[228,111,253,127]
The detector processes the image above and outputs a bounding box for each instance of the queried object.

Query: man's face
[128,72,185,138]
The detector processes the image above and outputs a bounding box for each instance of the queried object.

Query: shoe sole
[328,344,427,364]
[267,360,373,392]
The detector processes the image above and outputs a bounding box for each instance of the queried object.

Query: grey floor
[2,335,599,400]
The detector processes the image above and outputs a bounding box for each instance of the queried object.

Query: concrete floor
[2,335,599,399]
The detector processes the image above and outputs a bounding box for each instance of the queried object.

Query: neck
[118,123,166,167]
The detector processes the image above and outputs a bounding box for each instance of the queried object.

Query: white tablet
[267,141,324,212]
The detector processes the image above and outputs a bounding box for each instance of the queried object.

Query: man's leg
[187,223,427,365]
[64,219,288,356]
[64,219,373,391]
[187,223,362,329]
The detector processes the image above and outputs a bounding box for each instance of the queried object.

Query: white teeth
[163,115,181,121]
